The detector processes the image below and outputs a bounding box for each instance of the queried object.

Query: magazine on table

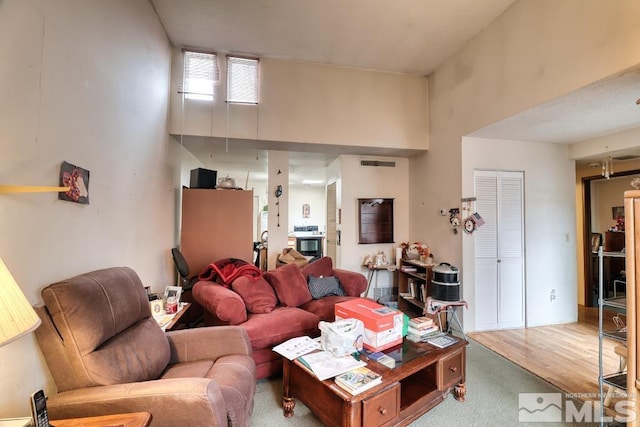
[334,366,382,395]
[424,334,459,349]
[298,350,366,381]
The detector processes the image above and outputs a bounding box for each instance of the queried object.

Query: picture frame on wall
[58,160,90,204]
[612,206,624,219]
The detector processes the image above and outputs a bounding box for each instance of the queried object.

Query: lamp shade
[0,257,41,347]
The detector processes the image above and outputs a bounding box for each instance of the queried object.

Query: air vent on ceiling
[613,155,640,161]
[361,160,396,167]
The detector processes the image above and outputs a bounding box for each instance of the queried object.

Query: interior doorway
[326,182,337,262]
[582,170,639,306]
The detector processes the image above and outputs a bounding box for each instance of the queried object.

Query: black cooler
[430,262,460,301]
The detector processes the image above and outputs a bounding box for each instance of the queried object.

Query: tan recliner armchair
[34,267,256,427]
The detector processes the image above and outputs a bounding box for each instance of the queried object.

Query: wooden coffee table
[282,338,467,427]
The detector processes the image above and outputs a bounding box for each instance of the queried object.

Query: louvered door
[474,170,525,331]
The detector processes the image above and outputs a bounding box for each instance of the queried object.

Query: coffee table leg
[283,396,296,417]
[282,359,296,417]
[454,382,466,401]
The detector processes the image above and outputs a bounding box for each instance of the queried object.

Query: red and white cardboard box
[335,299,403,351]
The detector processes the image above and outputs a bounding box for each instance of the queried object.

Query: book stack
[360,349,396,368]
[334,366,383,395]
[407,316,441,342]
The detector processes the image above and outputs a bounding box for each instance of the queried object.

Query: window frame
[226,55,259,104]
[181,48,219,101]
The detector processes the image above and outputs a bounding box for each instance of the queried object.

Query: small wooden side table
[155,302,191,331]
[51,411,152,427]
[165,302,191,331]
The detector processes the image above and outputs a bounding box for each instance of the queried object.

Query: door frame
[582,169,640,306]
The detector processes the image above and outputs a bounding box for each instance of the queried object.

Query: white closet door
[474,173,499,330]
[474,170,525,331]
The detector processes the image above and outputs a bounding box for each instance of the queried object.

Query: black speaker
[190,168,217,189]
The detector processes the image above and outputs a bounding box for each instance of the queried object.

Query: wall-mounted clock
[464,218,475,233]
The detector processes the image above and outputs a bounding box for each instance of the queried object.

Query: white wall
[0,0,172,417]
[337,155,410,296]
[288,185,326,233]
[169,53,429,151]
[414,0,640,329]
[462,138,577,331]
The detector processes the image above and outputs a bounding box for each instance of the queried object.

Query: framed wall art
[612,206,624,219]
[58,161,90,204]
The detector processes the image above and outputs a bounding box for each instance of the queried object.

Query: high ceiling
[150,0,518,76]
[151,0,640,182]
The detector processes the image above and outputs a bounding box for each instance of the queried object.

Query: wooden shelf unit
[624,190,640,426]
[396,259,434,317]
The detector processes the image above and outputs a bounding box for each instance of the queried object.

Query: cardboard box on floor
[335,299,403,351]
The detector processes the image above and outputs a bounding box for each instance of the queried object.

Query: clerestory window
[226,56,259,104]
[181,50,219,101]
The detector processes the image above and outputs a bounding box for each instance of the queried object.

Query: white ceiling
[150,0,517,76]
[470,64,640,161]
[151,0,640,181]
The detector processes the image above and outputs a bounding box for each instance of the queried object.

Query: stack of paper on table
[273,336,321,360]
[297,350,366,381]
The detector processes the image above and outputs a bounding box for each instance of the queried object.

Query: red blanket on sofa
[199,258,263,287]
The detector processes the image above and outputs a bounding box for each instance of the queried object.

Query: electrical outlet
[550,289,556,302]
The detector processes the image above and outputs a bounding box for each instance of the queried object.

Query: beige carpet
[249,339,597,426]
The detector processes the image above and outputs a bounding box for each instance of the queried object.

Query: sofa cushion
[301,256,334,280]
[192,282,248,325]
[301,295,361,322]
[265,263,313,307]
[308,275,345,299]
[231,276,277,314]
[242,307,320,350]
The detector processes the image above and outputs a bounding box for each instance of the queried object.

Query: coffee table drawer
[439,349,464,389]
[362,384,399,425]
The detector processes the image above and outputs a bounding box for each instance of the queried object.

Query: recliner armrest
[166,326,252,364]
[46,378,228,427]
[333,268,368,297]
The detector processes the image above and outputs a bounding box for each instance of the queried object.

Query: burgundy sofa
[192,257,368,379]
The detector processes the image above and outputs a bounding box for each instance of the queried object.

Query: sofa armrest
[166,326,252,364]
[47,378,227,427]
[334,268,368,297]
[192,281,248,325]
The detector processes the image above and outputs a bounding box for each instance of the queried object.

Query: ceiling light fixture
[602,147,614,179]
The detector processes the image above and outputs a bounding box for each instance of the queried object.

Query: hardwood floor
[468,305,626,403]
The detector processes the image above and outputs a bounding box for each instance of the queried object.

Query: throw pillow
[231,276,277,313]
[265,263,313,307]
[301,256,333,280]
[308,275,345,299]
